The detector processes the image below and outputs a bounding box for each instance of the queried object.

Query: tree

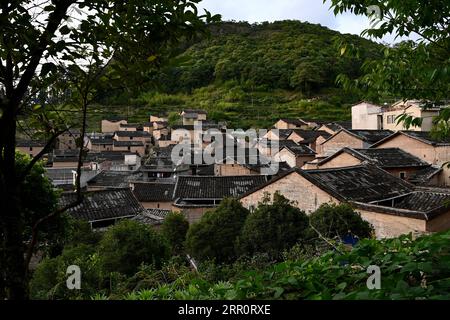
[186,198,249,264]
[99,220,170,276]
[161,212,190,255]
[238,193,310,260]
[0,0,218,299]
[329,0,450,130]
[29,244,101,300]
[309,203,374,241]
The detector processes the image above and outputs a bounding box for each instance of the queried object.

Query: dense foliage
[156,21,381,94]
[238,193,310,260]
[108,230,450,300]
[99,220,170,276]
[92,20,384,129]
[309,203,374,240]
[186,198,250,264]
[161,212,190,255]
[14,152,65,257]
[330,0,450,132]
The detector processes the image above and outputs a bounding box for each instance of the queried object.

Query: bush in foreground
[238,193,310,260]
[186,198,249,264]
[99,220,170,276]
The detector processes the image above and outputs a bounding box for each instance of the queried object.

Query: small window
[29,147,33,151]
[400,172,406,180]
[127,146,131,151]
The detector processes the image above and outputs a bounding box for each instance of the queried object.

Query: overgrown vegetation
[30,197,450,300]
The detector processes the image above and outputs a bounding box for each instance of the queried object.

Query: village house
[382,100,444,131]
[87,151,141,171]
[317,121,352,135]
[153,127,170,141]
[274,119,310,130]
[318,128,393,157]
[60,188,145,229]
[113,130,151,144]
[112,140,145,155]
[256,139,299,157]
[239,164,450,238]
[286,130,331,151]
[56,129,81,150]
[89,134,114,152]
[101,118,127,133]
[16,140,46,158]
[132,209,172,229]
[371,131,450,186]
[314,147,440,184]
[352,101,384,130]
[298,119,329,130]
[130,182,175,210]
[263,129,294,141]
[44,167,98,190]
[50,149,87,168]
[352,100,446,131]
[86,170,142,190]
[149,114,168,123]
[181,109,207,125]
[273,144,316,168]
[119,123,143,132]
[172,175,267,223]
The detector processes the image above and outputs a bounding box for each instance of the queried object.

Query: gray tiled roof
[132,182,175,202]
[174,175,268,200]
[302,164,413,203]
[132,209,171,225]
[321,147,430,168]
[60,188,144,222]
[289,130,332,143]
[114,131,151,137]
[113,140,144,147]
[87,171,142,188]
[282,144,316,156]
[347,129,394,144]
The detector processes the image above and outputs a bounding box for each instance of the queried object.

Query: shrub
[309,203,374,240]
[161,212,189,255]
[99,220,170,276]
[30,244,101,300]
[238,193,310,260]
[65,217,102,248]
[186,198,249,264]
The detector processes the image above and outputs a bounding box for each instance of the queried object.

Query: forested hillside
[98,20,384,128]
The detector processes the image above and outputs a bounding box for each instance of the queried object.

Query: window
[400,172,406,180]
[387,115,395,124]
[127,146,131,151]
[29,147,33,151]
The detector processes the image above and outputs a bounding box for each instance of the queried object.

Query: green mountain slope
[99,21,384,129]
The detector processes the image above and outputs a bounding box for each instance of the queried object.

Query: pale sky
[198,0,418,44]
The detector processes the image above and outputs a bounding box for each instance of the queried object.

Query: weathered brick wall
[214,164,255,176]
[320,131,364,157]
[358,209,426,238]
[240,171,339,213]
[101,120,127,133]
[317,152,362,169]
[426,210,450,232]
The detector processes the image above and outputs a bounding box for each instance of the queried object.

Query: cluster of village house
[17,101,450,238]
